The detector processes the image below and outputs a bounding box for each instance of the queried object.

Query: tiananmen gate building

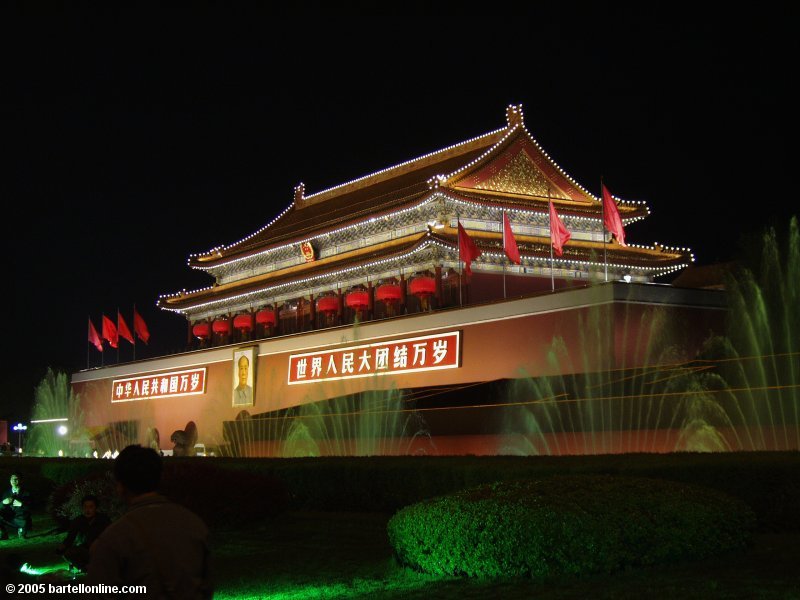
[72,105,726,456]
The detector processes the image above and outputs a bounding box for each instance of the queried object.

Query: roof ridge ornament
[294,182,305,206]
[427,174,447,189]
[506,104,524,129]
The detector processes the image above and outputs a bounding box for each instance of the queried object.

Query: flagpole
[502,211,507,299]
[100,316,104,367]
[457,214,463,307]
[601,176,608,282]
[548,190,555,292]
[87,317,90,369]
[132,305,137,361]
[116,307,120,364]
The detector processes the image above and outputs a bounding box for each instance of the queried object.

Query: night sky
[4,7,797,424]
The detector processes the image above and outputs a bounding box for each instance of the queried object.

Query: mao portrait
[232,347,256,407]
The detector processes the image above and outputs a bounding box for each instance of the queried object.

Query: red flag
[602,184,626,246]
[102,314,118,349]
[134,307,150,344]
[118,311,134,345]
[502,212,520,265]
[458,221,482,276]
[88,318,103,352]
[549,201,572,257]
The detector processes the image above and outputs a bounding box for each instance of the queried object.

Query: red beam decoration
[111,368,207,403]
[288,331,460,385]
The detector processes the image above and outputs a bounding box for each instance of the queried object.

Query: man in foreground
[87,445,212,598]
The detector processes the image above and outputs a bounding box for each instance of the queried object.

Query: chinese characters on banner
[111,368,207,403]
[288,331,460,385]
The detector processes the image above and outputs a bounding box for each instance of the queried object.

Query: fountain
[501,217,798,455]
[212,319,437,458]
[28,368,91,457]
[700,216,799,450]
[69,219,797,458]
[221,374,435,458]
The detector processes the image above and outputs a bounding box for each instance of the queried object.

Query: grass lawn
[3,511,799,599]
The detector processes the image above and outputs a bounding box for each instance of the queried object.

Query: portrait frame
[232,346,257,407]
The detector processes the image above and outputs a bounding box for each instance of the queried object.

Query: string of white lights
[189,104,646,263]
[187,184,652,278]
[161,105,691,315]
[161,233,692,315]
[188,129,506,262]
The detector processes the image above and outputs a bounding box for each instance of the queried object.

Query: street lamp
[12,423,27,454]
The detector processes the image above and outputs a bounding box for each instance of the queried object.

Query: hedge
[46,460,288,529]
[4,451,799,530]
[387,475,756,579]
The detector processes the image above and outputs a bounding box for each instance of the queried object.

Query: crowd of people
[0,442,16,457]
[1,446,213,597]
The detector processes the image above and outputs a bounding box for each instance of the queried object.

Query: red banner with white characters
[111,368,207,402]
[288,331,460,385]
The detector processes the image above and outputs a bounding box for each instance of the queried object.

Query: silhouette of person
[87,445,212,598]
[233,354,253,406]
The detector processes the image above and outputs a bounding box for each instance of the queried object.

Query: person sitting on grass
[56,494,111,571]
[1,473,32,540]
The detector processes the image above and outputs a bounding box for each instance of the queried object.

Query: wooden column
[434,265,442,309]
[337,288,343,326]
[297,298,304,333]
[367,281,374,321]
[309,293,316,330]
[399,273,407,314]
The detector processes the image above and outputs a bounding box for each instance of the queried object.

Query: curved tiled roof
[191,128,507,267]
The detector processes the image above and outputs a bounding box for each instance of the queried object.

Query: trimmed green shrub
[22,452,800,531]
[48,460,288,529]
[160,460,289,527]
[49,470,126,527]
[40,458,109,486]
[387,475,756,580]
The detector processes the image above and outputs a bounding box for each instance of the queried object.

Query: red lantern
[233,314,254,331]
[346,289,370,310]
[256,308,276,326]
[316,295,339,314]
[409,276,436,297]
[375,283,402,303]
[212,318,230,334]
[192,322,210,340]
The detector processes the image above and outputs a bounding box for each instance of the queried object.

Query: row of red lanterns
[192,275,436,339]
[193,308,277,340]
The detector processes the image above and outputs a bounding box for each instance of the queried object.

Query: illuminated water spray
[503,217,798,454]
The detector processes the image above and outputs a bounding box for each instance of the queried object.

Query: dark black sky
[3,6,797,423]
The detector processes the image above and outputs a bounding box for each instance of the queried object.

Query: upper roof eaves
[188,104,628,271]
[188,118,511,270]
